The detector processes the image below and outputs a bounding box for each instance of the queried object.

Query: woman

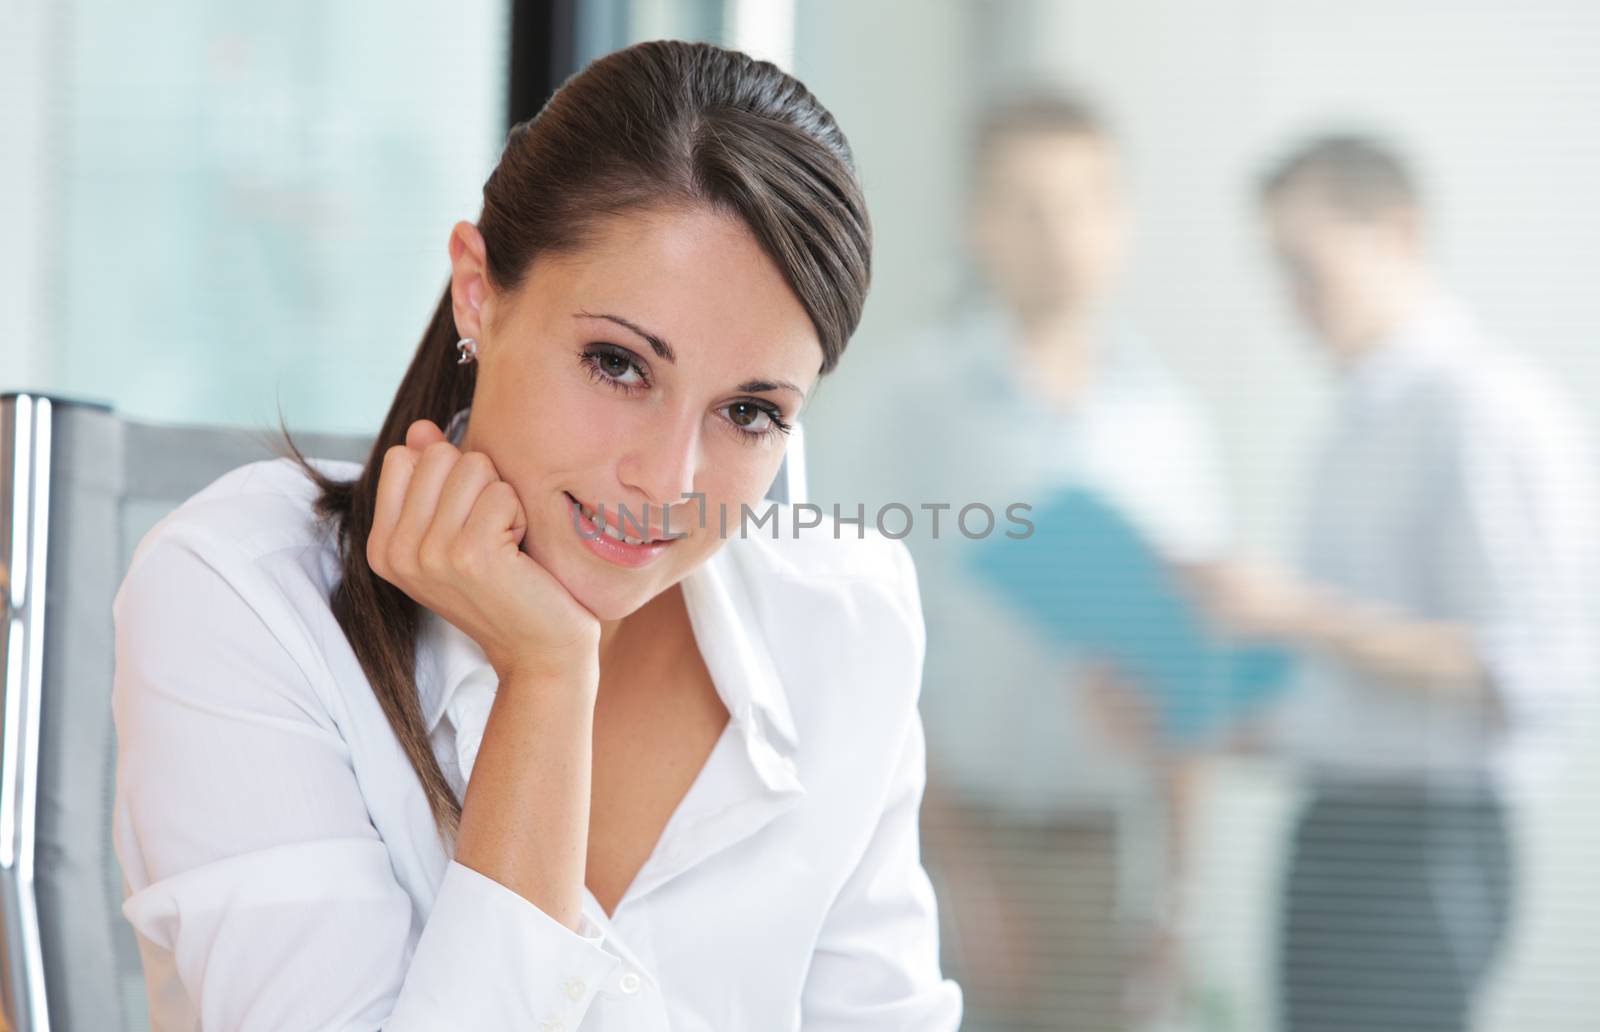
[112,40,964,1031]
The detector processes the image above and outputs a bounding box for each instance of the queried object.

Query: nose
[618,413,700,518]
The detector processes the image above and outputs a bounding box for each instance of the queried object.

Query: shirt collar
[1342,288,1478,405]
[414,529,802,759]
[954,293,1148,400]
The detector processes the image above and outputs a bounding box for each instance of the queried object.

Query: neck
[1333,269,1435,373]
[1008,303,1099,409]
[599,615,624,659]
[595,581,684,675]
[1015,303,1093,353]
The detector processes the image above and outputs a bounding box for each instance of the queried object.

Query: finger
[406,418,447,450]
[391,440,462,561]
[461,479,528,550]
[369,445,420,572]
[423,451,501,550]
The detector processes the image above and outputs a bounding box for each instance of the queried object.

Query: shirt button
[563,975,586,1000]
[620,970,642,994]
[538,1020,564,1032]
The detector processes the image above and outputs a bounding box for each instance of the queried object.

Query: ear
[1387,205,1426,260]
[963,195,999,278]
[448,220,493,341]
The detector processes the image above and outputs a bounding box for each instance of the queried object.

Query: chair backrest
[0,391,803,1032]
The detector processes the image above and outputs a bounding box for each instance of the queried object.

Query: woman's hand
[368,418,602,683]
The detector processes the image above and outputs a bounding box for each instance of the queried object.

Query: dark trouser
[1279,778,1514,1032]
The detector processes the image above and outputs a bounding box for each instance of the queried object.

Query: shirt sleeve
[112,526,622,1031]
[797,539,965,1030]
[1429,385,1600,736]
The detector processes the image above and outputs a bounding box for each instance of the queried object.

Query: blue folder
[960,484,1295,746]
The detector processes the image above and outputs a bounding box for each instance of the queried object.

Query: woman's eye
[729,402,769,430]
[725,401,792,443]
[596,352,642,383]
[582,347,648,391]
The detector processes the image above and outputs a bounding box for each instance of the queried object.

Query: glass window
[15,0,507,434]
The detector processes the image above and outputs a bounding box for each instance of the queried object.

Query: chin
[537,543,653,617]
[570,577,656,622]
[537,499,708,619]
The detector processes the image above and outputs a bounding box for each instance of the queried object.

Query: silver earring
[456,337,478,365]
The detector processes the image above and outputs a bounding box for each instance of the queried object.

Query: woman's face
[446,204,822,622]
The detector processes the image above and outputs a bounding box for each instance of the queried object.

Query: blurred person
[1172,133,1600,1032]
[829,88,1231,1031]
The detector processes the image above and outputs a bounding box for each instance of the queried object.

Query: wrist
[1291,584,1358,651]
[492,629,601,683]
[497,656,601,703]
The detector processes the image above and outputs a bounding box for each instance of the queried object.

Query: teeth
[573,494,651,545]
[602,520,649,546]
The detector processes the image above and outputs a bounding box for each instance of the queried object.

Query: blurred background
[6,1,1600,1029]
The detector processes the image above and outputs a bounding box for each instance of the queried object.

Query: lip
[564,491,680,568]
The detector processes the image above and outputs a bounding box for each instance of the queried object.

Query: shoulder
[120,455,361,586]
[113,455,364,693]
[1419,339,1591,464]
[125,455,360,569]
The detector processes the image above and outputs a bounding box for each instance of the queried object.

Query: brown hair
[1257,132,1420,219]
[275,40,871,851]
[967,84,1112,192]
[973,86,1108,150]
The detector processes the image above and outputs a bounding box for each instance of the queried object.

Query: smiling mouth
[563,491,675,546]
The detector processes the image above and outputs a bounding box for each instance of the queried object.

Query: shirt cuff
[392,858,622,1030]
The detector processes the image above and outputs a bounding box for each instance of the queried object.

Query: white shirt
[111,454,964,1031]
[1261,290,1600,792]
[832,298,1229,817]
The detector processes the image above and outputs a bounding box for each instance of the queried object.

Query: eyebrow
[574,310,806,397]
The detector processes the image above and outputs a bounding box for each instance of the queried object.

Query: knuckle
[380,444,414,474]
[416,536,449,576]
[446,539,482,575]
[407,418,441,442]
[459,450,495,477]
[385,534,419,576]
[422,439,458,463]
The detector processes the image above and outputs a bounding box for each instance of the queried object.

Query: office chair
[0,390,804,1032]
